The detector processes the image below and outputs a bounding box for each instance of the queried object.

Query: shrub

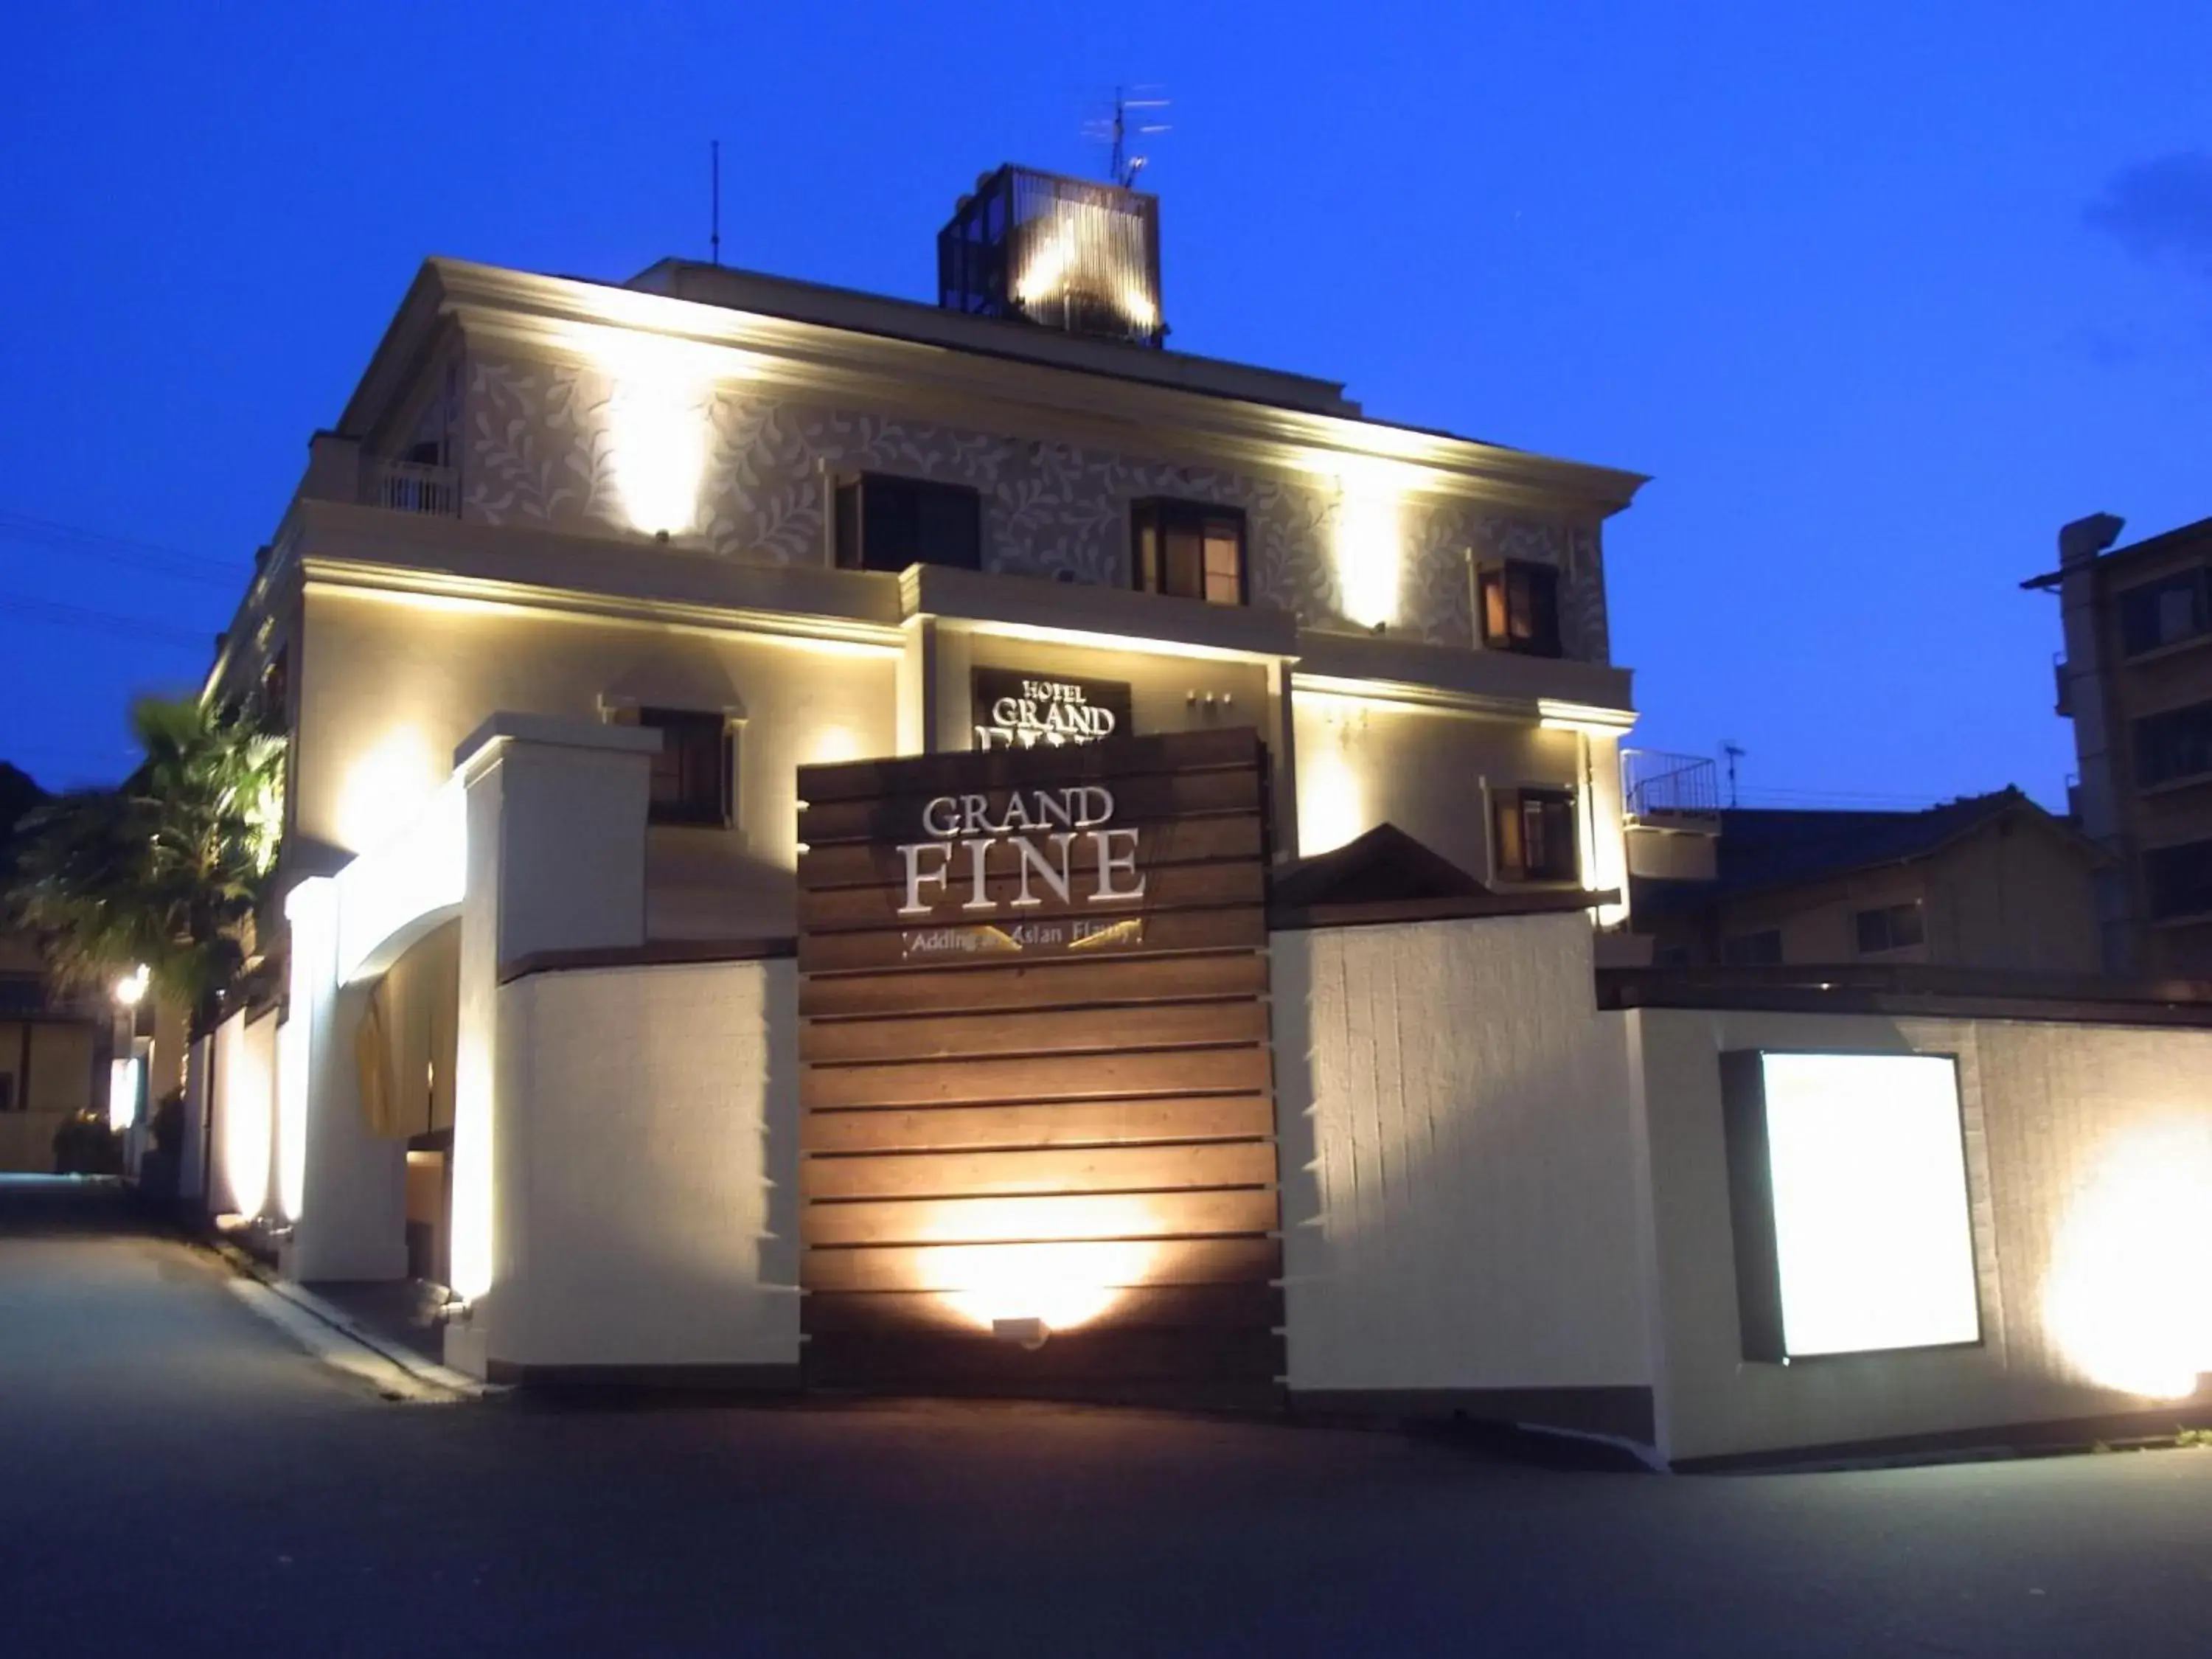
[52,1111,123,1176]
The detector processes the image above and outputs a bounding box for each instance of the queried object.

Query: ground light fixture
[992,1317,1050,1351]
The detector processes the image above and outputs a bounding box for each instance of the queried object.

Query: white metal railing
[1622,749,1722,817]
[362,457,461,518]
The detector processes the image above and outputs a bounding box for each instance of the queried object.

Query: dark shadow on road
[0,1174,140,1237]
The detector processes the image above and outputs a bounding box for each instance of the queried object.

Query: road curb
[204,1238,488,1402]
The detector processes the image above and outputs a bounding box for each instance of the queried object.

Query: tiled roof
[1640,788,2088,911]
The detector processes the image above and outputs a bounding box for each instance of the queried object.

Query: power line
[0,589,215,648]
[1733,788,1950,811]
[0,508,243,588]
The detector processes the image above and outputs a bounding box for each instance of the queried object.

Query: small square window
[2118,569,2210,657]
[639,709,731,827]
[1854,901,1925,956]
[2145,839,2212,922]
[1133,499,1247,606]
[1723,929,1783,966]
[2133,699,2212,790]
[1478,560,1562,657]
[1493,786,1578,882]
[832,474,983,573]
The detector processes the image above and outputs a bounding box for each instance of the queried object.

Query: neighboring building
[2028,512,2212,977]
[1630,785,2107,973]
[0,762,109,1172]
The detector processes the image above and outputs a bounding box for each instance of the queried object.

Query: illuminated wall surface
[1724,1051,1981,1361]
[455,338,1614,654]
[106,1057,141,1134]
[218,1013,276,1220]
[2042,1118,2212,1399]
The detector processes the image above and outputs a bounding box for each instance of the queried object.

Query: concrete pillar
[1266,659,1300,860]
[442,714,658,1378]
[301,430,363,504]
[277,877,406,1281]
[930,625,976,753]
[896,615,936,756]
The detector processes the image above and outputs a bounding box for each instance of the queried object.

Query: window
[1854,901,1927,955]
[2135,700,2212,790]
[2118,568,2210,658]
[1492,786,1578,881]
[832,474,983,573]
[258,647,290,732]
[639,709,731,827]
[2145,839,2212,922]
[1131,499,1245,605]
[1723,929,1783,967]
[1478,560,1562,658]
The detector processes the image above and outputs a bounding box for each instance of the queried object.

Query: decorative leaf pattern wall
[462,352,1611,661]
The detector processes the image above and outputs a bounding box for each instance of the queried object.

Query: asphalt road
[2,1178,2208,1658]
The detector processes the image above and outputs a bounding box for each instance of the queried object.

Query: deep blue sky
[4,2,2207,807]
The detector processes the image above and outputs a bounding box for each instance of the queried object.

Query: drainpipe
[2053,512,2129,971]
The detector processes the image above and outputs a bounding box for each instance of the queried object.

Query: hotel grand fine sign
[797,725,1264,967]
[970,668,1133,751]
[792,723,1281,1404]
[895,785,1147,959]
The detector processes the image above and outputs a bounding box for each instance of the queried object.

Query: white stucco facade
[1274,914,1651,1408]
[490,959,801,1374]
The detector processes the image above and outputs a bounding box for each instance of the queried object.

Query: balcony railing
[1622,749,1722,819]
[363,457,461,518]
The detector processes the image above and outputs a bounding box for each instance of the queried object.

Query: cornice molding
[298,554,905,655]
[379,258,1646,521]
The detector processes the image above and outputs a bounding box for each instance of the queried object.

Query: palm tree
[8,695,284,1018]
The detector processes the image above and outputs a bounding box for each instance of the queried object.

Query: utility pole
[1721,741,1745,808]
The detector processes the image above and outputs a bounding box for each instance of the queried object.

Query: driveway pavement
[2,1176,2208,1657]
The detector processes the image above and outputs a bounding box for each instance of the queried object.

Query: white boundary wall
[1632,1007,2212,1464]
[1273,913,1652,1400]
[491,957,801,1371]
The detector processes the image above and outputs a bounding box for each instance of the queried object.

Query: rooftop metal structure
[937,165,1165,349]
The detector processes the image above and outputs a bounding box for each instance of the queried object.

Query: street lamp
[113,963,150,1009]
[108,964,150,1133]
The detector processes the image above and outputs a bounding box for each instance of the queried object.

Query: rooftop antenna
[709,139,722,266]
[1721,741,1746,808]
[1085,85,1170,189]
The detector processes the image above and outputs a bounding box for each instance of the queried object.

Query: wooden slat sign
[795,726,1282,1406]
